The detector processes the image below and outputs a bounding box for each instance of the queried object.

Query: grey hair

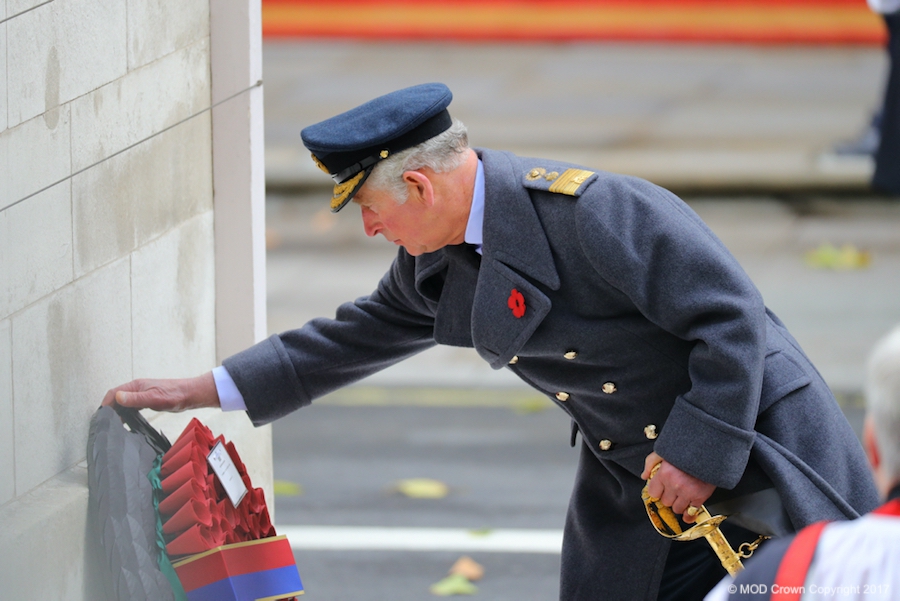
[366,119,469,202]
[866,324,900,482]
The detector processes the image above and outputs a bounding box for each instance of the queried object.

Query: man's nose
[361,208,381,237]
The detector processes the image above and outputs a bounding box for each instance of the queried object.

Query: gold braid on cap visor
[330,170,365,211]
[311,153,330,175]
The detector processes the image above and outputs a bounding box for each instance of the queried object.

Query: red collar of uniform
[871,485,900,517]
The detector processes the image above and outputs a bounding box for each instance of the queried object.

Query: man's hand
[641,451,716,524]
[101,372,220,413]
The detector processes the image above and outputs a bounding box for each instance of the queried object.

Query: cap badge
[508,289,526,319]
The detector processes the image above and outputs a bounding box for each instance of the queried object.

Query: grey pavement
[264,40,887,191]
[262,40,900,600]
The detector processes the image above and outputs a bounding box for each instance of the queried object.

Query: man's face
[353,181,454,256]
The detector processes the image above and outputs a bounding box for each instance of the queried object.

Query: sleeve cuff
[212,365,247,412]
[654,397,756,489]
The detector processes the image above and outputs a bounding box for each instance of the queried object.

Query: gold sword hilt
[641,464,744,577]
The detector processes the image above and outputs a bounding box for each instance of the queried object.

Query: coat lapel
[471,149,561,368]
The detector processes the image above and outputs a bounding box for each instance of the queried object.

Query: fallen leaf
[273,480,303,497]
[430,573,478,596]
[449,556,484,581]
[395,478,449,499]
[805,243,872,270]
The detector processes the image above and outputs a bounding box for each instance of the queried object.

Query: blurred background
[260,2,900,599]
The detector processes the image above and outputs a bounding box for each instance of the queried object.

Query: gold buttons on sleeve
[556,392,570,402]
[599,439,612,451]
[509,356,519,365]
[601,382,617,394]
[563,350,578,360]
[644,425,658,440]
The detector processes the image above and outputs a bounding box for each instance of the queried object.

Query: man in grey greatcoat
[105,83,879,600]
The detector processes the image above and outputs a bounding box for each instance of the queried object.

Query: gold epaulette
[523,167,597,197]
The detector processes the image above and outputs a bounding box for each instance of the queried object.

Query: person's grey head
[866,324,900,488]
[365,119,470,203]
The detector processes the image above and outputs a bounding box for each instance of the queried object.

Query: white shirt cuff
[212,365,247,412]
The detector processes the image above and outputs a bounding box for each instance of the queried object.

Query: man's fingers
[641,451,663,480]
[642,453,716,524]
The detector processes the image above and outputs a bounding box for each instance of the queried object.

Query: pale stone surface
[7,0,49,15]
[131,211,216,379]
[0,105,70,210]
[210,0,262,103]
[1,182,73,320]
[12,258,132,495]
[72,113,213,277]
[127,0,209,70]
[213,85,267,362]
[6,0,127,128]
[70,36,210,172]
[0,465,108,600]
[0,20,7,133]
[0,319,12,505]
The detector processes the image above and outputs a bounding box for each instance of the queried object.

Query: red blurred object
[261,0,886,46]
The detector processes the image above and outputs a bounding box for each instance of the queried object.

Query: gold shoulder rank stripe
[548,169,595,196]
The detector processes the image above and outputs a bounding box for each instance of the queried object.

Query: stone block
[0,466,109,599]
[0,105,71,211]
[70,36,210,172]
[72,113,213,277]
[210,0,262,103]
[0,20,7,133]
[12,258,132,495]
[0,319,12,505]
[127,0,209,70]
[1,182,74,320]
[131,212,216,379]
[6,0,127,128]
[7,0,45,15]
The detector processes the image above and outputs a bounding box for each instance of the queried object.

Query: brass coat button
[563,350,578,360]
[509,356,519,365]
[602,382,617,394]
[644,424,658,440]
[556,392,570,402]
[599,439,613,451]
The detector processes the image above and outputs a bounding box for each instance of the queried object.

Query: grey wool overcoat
[224,148,879,599]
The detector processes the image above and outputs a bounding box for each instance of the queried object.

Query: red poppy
[508,289,526,318]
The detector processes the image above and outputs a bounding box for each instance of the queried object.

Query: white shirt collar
[463,159,485,255]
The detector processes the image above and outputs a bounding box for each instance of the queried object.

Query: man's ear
[403,170,434,206]
[864,416,881,472]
